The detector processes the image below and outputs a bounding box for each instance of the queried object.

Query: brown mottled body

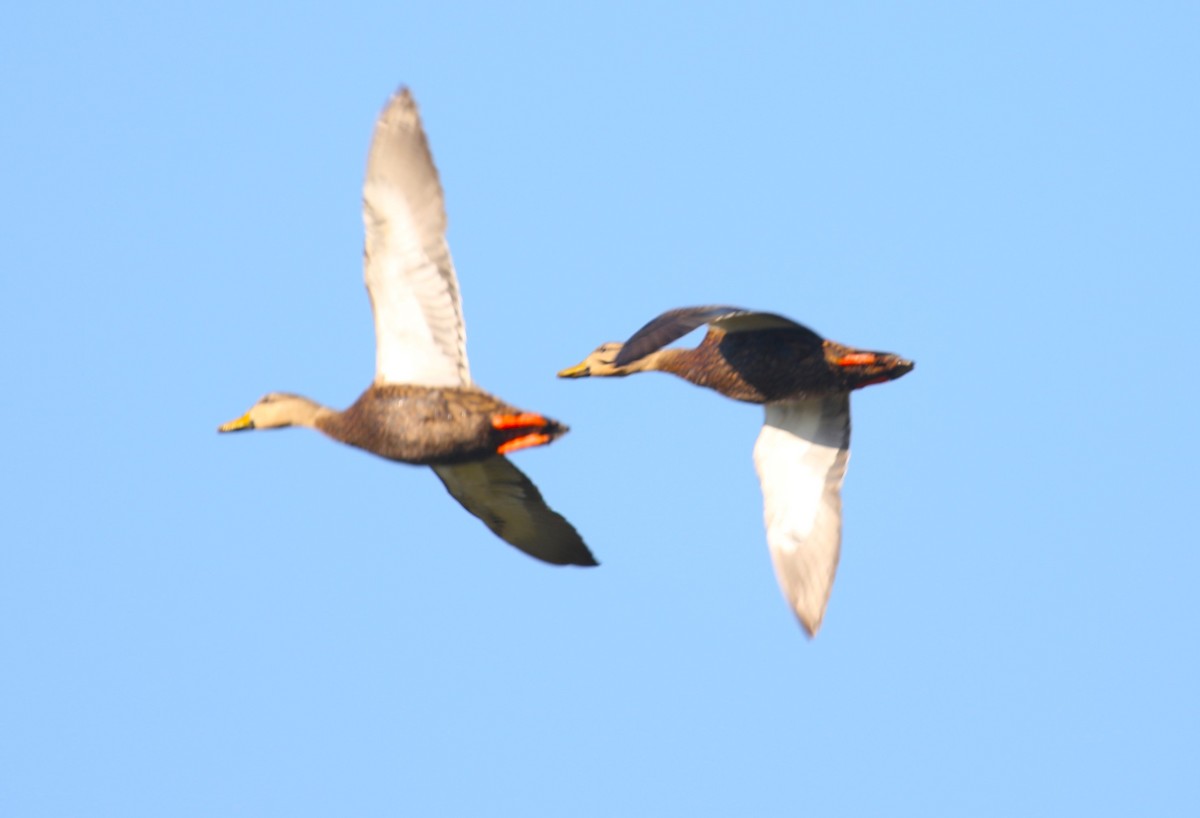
[317,384,566,465]
[652,329,851,402]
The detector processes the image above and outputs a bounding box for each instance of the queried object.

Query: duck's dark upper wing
[431,457,597,567]
[614,306,823,366]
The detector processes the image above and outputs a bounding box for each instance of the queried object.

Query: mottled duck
[558,306,913,630]
[219,88,595,567]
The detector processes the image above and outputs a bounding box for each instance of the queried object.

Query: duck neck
[288,396,336,431]
[638,347,693,377]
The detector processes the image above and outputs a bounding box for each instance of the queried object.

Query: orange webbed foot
[497,433,552,455]
[836,352,878,367]
[491,412,548,430]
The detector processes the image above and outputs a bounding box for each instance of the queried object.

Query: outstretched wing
[615,306,821,367]
[431,457,598,567]
[752,395,851,637]
[362,87,470,387]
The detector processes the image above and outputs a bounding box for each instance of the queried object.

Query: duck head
[218,392,325,431]
[557,343,639,378]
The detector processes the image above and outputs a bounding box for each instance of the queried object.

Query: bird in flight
[219,87,595,568]
[559,306,913,632]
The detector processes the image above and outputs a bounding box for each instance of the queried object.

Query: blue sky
[2,2,1197,815]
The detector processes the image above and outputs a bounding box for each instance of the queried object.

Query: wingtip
[553,537,599,568]
[535,543,599,568]
[795,609,824,639]
[378,85,420,126]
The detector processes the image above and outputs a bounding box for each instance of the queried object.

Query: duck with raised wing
[558,306,913,631]
[219,88,596,568]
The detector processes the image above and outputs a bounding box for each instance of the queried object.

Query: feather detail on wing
[431,457,598,567]
[363,88,470,387]
[752,395,851,637]
[615,306,822,366]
